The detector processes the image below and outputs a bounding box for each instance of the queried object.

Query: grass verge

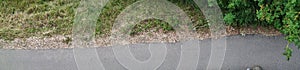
[0,0,207,41]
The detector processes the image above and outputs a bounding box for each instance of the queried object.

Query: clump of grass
[130,19,174,35]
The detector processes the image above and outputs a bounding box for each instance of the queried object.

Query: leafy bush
[256,0,300,60]
[217,0,260,26]
[219,0,300,60]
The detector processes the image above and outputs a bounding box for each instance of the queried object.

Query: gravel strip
[1,26,281,49]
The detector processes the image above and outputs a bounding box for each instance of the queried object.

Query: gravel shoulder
[0,26,281,49]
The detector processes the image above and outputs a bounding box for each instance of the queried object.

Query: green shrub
[217,0,260,26]
[256,0,300,60]
[219,0,300,60]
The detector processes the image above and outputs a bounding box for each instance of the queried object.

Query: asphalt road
[0,34,299,70]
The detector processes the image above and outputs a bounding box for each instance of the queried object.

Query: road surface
[0,34,299,70]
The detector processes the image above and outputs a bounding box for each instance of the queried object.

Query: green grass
[0,0,78,40]
[0,0,207,40]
